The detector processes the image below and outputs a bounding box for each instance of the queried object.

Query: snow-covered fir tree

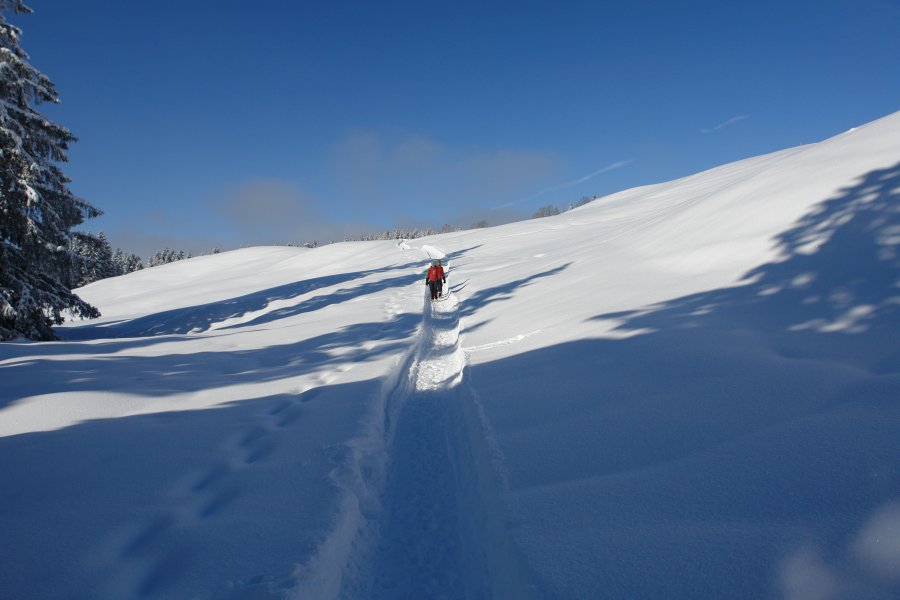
[124,253,143,273]
[345,227,438,242]
[0,1,100,340]
[67,232,144,285]
[111,247,123,270]
[148,248,174,267]
[69,230,114,287]
[147,247,192,267]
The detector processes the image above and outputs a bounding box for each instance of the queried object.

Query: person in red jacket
[425,259,446,301]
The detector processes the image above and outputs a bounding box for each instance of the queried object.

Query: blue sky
[15,0,900,256]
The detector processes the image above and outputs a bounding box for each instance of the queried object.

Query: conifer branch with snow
[0,1,100,340]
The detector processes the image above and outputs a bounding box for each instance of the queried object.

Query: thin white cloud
[701,114,750,134]
[564,160,633,186]
[497,159,633,208]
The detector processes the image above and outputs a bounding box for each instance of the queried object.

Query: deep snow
[2,111,900,599]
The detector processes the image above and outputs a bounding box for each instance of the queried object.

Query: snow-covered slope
[1,111,899,599]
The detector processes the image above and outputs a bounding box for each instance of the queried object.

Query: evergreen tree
[148,248,166,267]
[69,231,114,287]
[93,232,114,279]
[148,247,193,267]
[123,252,143,273]
[343,227,438,242]
[67,235,145,284]
[0,2,100,340]
[110,247,125,276]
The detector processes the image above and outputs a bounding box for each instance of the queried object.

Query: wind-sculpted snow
[1,111,899,599]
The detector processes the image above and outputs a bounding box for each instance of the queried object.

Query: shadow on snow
[58,261,424,340]
[593,160,900,372]
[459,263,572,318]
[3,171,900,599]
[0,377,384,600]
[464,162,900,599]
[0,311,419,405]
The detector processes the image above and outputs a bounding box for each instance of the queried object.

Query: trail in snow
[328,244,535,599]
[298,241,528,599]
[368,293,472,599]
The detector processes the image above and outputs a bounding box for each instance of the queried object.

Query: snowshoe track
[368,293,469,599]
[292,249,535,600]
[339,289,534,600]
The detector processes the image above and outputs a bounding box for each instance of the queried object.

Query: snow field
[1,111,899,599]
[1,247,433,599]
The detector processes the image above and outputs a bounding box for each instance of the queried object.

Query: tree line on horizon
[65,192,601,290]
[67,233,220,288]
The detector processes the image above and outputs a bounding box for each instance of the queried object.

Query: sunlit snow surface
[2,112,900,599]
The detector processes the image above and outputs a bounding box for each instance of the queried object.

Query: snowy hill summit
[2,111,899,599]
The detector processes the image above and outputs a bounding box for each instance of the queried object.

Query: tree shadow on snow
[58,260,425,340]
[466,162,900,599]
[593,160,900,372]
[1,310,420,406]
[2,247,489,407]
[459,263,572,318]
[0,377,384,600]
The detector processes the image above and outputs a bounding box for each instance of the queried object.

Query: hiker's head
[436,260,441,266]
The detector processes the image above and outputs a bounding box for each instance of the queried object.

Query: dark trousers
[428,280,441,300]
